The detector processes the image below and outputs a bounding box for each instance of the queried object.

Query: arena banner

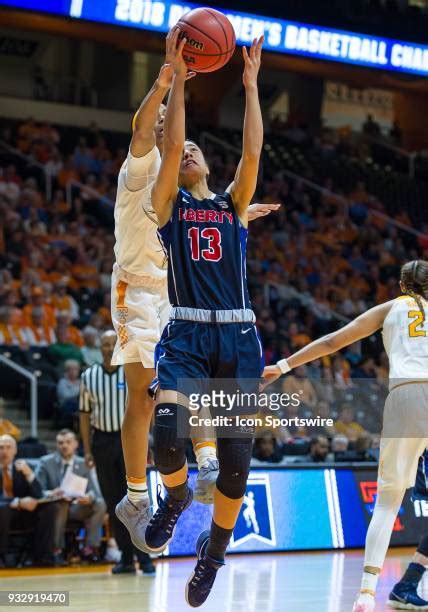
[2,0,428,77]
[148,466,425,556]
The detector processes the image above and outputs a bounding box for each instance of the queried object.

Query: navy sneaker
[388,581,428,609]
[185,530,225,608]
[144,485,192,553]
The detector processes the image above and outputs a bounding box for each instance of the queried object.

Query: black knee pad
[417,531,428,557]
[153,403,189,475]
[216,437,254,499]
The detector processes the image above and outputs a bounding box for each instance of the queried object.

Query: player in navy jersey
[144,29,265,607]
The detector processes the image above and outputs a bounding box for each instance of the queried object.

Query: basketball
[175,7,236,73]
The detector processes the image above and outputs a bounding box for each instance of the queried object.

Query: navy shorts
[154,320,264,414]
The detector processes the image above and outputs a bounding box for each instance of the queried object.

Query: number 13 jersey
[382,295,428,382]
[157,189,251,311]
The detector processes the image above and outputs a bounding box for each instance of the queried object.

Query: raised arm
[130,68,169,158]
[130,33,195,158]
[263,301,393,386]
[228,36,264,224]
[152,28,188,228]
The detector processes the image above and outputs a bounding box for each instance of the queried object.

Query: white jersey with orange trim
[113,145,166,284]
[382,295,428,382]
[111,146,170,368]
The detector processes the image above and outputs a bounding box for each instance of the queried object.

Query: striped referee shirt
[79,364,126,432]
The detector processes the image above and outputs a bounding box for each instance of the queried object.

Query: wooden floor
[0,548,424,611]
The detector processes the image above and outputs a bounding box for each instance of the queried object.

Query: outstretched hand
[243,36,264,88]
[248,202,281,221]
[165,26,193,79]
[261,364,282,390]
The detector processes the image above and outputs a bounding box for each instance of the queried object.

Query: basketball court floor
[0,548,424,611]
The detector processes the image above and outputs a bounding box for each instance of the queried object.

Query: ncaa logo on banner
[230,473,276,548]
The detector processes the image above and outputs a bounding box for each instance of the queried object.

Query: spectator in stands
[71,251,99,292]
[308,435,330,462]
[56,313,83,347]
[0,398,21,440]
[0,164,21,203]
[335,404,367,442]
[81,327,102,367]
[331,434,349,454]
[389,120,402,146]
[0,306,27,348]
[22,286,56,328]
[351,356,377,379]
[1,285,22,326]
[290,435,330,463]
[44,147,63,179]
[97,291,112,327]
[309,399,336,437]
[36,429,106,565]
[57,155,79,189]
[362,113,381,137]
[26,307,56,347]
[56,360,81,426]
[51,280,79,321]
[51,189,70,216]
[0,434,55,567]
[282,365,317,410]
[251,431,284,465]
[47,326,83,366]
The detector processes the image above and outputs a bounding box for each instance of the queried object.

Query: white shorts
[111,268,170,369]
[378,382,428,491]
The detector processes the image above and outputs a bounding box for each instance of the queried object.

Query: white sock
[359,570,379,598]
[127,477,149,504]
[194,444,217,470]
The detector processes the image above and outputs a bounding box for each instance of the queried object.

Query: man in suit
[0,434,55,567]
[36,429,106,564]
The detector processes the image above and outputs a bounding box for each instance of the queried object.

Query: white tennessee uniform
[378,295,428,491]
[111,146,170,368]
[382,295,428,383]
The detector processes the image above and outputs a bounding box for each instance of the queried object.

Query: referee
[79,330,154,575]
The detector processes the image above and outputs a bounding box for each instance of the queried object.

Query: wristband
[277,359,291,374]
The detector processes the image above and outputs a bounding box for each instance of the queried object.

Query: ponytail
[401,260,428,323]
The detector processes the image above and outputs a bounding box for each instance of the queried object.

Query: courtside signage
[2,0,428,77]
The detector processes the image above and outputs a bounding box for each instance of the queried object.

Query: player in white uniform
[113,34,280,552]
[263,260,428,612]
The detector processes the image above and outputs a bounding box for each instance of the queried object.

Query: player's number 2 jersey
[382,295,428,381]
[157,189,251,311]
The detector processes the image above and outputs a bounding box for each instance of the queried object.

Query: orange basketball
[176,7,236,74]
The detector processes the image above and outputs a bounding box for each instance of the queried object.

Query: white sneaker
[115,495,152,553]
[353,595,376,612]
[104,545,121,563]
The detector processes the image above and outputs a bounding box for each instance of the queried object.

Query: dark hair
[401,260,428,322]
[310,435,329,450]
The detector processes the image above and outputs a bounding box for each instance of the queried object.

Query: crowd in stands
[0,429,129,569]
[0,115,426,460]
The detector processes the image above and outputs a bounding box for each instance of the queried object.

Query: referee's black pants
[91,429,151,566]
